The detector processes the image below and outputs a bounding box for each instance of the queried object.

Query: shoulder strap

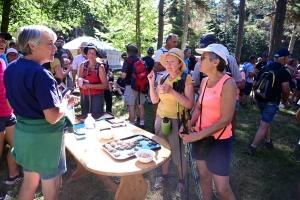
[160,48,168,54]
[160,73,170,85]
[126,57,134,65]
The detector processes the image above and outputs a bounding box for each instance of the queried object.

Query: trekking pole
[88,88,91,113]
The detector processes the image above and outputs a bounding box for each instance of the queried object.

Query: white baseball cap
[6,48,18,55]
[195,44,229,65]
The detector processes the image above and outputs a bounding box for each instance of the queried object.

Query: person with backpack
[151,34,179,131]
[148,48,194,197]
[120,44,146,129]
[247,48,292,155]
[78,43,108,114]
[240,55,257,108]
[142,47,155,104]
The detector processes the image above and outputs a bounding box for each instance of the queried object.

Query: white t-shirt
[72,54,86,77]
[154,47,168,82]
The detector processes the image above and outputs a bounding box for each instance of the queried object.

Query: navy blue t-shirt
[4,58,62,119]
[255,62,291,104]
[121,56,139,85]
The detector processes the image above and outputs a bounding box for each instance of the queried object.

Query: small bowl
[100,129,114,139]
[135,149,155,163]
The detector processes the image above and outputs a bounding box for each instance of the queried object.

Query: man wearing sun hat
[247,48,292,155]
[72,41,88,88]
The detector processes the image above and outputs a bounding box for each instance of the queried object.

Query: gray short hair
[17,25,57,56]
[274,56,284,62]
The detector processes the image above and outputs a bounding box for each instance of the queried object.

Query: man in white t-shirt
[72,42,88,88]
[151,34,178,132]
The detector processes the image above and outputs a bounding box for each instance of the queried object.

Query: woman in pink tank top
[180,44,236,200]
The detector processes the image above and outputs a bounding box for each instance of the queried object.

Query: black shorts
[0,115,16,132]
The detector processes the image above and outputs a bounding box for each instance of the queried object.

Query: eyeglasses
[0,39,7,44]
[201,56,211,61]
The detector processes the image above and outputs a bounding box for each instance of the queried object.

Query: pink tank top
[0,59,13,117]
[195,74,232,139]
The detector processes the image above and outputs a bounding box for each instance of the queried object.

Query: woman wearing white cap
[180,44,236,200]
[148,48,194,197]
[6,48,19,64]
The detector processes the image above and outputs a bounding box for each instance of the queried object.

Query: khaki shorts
[124,85,145,106]
[155,115,186,166]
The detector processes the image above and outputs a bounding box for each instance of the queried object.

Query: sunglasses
[201,56,211,61]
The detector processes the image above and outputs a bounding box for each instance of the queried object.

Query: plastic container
[84,113,96,142]
[66,105,75,124]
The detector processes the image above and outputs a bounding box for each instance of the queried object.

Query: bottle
[84,113,96,138]
[66,105,75,124]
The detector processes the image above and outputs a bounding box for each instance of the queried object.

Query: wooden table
[65,123,171,200]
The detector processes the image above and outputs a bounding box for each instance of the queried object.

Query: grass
[1,71,300,199]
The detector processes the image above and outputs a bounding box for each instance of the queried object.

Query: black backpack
[160,73,188,94]
[254,65,282,100]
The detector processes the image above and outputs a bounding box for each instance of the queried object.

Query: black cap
[199,34,217,48]
[84,43,101,57]
[0,32,12,40]
[147,47,154,54]
[262,52,269,58]
[57,36,65,41]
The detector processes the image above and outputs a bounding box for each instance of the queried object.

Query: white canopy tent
[63,36,122,70]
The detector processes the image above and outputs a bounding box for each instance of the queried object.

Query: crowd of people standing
[0,23,299,200]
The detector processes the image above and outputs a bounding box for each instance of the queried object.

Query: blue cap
[262,52,269,58]
[147,47,154,54]
[199,34,217,48]
[274,48,293,58]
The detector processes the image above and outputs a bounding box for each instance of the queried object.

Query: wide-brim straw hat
[159,48,187,72]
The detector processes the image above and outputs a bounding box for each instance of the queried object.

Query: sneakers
[175,182,186,197]
[153,177,167,190]
[247,145,257,155]
[264,139,274,148]
[4,171,24,185]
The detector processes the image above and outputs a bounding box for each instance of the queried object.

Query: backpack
[240,62,252,73]
[127,58,149,93]
[160,73,188,94]
[83,60,102,78]
[254,65,281,100]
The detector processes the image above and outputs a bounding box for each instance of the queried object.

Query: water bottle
[66,105,75,124]
[84,113,96,142]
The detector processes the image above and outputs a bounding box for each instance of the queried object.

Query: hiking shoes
[153,177,167,190]
[175,182,186,197]
[4,170,24,185]
[247,146,257,155]
[264,139,274,148]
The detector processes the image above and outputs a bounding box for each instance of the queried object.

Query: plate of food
[102,134,161,160]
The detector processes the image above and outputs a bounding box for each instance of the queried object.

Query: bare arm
[147,70,159,104]
[281,81,290,105]
[54,64,72,79]
[43,94,77,124]
[153,62,166,72]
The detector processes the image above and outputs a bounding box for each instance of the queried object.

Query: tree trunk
[288,25,299,54]
[269,0,287,58]
[234,0,246,61]
[268,12,275,57]
[136,0,141,57]
[1,0,13,32]
[181,0,190,50]
[157,0,164,49]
